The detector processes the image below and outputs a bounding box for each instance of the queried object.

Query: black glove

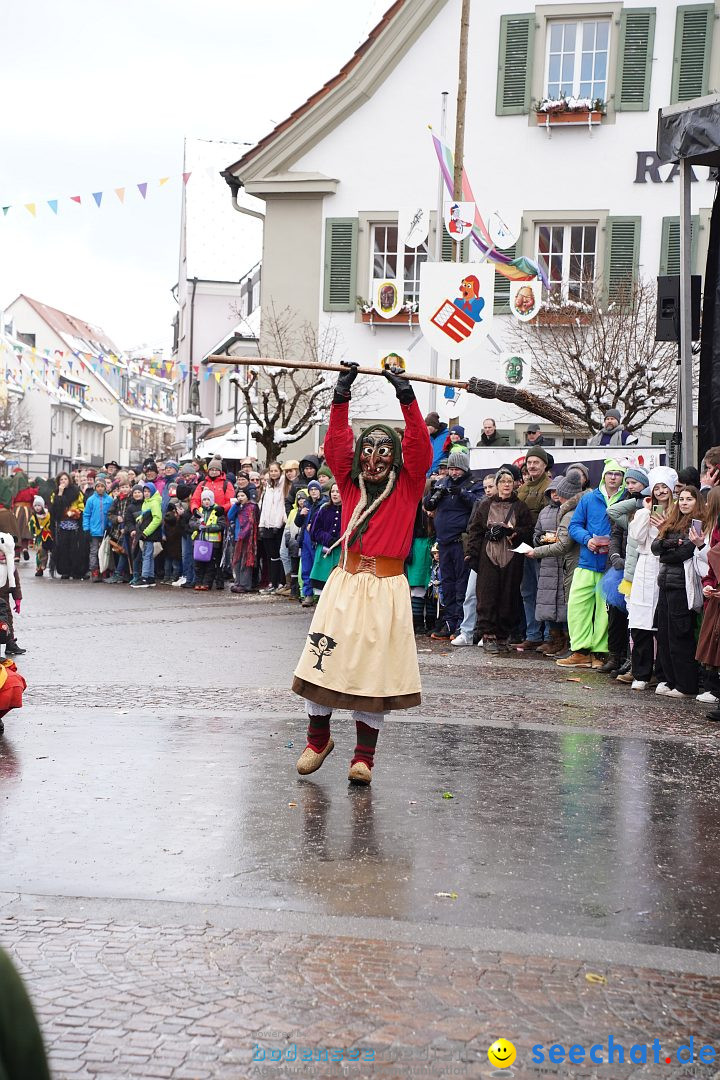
[333,361,359,403]
[382,365,415,405]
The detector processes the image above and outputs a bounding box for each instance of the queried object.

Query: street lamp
[177,413,210,456]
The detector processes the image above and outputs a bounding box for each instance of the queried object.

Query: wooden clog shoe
[296,738,334,775]
[347,761,372,785]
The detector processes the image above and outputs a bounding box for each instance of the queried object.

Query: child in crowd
[173,482,196,588]
[161,486,183,585]
[29,496,53,577]
[299,480,327,606]
[125,484,146,586]
[82,478,113,582]
[191,488,227,591]
[482,474,497,499]
[282,489,307,599]
[228,488,258,594]
[308,483,342,593]
[426,542,445,634]
[106,475,131,583]
[131,482,162,588]
[651,485,704,698]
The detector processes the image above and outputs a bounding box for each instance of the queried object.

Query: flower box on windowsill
[536,304,593,326]
[360,311,416,325]
[536,108,604,127]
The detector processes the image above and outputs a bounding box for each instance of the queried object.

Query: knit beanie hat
[449,425,465,438]
[33,496,45,511]
[207,458,222,474]
[307,479,322,492]
[180,463,196,476]
[132,484,144,497]
[448,450,470,473]
[94,478,107,490]
[164,460,179,472]
[318,464,334,480]
[525,445,549,466]
[200,487,215,504]
[605,408,622,422]
[624,467,649,488]
[556,467,585,499]
[424,411,441,429]
[495,465,516,484]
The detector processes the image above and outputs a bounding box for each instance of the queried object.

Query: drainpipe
[189,275,198,417]
[224,176,265,222]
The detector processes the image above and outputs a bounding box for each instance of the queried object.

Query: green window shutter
[441,230,469,262]
[494,243,517,313]
[604,217,641,306]
[615,8,656,111]
[496,14,535,115]
[659,215,700,275]
[323,217,358,311]
[671,4,714,103]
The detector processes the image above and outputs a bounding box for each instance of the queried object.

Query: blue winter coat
[569,486,626,572]
[423,474,483,543]
[428,425,448,474]
[82,492,113,537]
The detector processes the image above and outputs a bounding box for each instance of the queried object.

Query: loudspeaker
[656,275,701,342]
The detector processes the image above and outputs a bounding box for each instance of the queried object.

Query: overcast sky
[0,0,387,353]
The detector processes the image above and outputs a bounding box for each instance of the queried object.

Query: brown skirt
[696,596,720,668]
[292,565,421,713]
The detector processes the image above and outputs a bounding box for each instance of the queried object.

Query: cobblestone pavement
[1,575,719,1080]
[2,913,720,1080]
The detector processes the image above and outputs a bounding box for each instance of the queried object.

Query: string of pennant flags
[0,166,225,219]
[1,337,235,400]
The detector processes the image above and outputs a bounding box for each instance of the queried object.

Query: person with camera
[466,465,533,652]
[423,450,483,640]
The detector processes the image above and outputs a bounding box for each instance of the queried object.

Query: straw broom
[206,356,578,429]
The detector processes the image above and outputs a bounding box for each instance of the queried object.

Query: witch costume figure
[292,362,432,784]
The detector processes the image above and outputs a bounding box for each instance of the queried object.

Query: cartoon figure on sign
[513,285,537,317]
[307,633,338,672]
[380,352,406,372]
[378,282,398,314]
[504,355,525,386]
[454,276,485,323]
[448,203,472,235]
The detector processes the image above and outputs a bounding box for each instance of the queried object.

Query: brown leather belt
[342,549,404,578]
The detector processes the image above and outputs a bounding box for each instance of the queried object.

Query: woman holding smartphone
[625,467,677,690]
[695,487,720,718]
[650,486,704,698]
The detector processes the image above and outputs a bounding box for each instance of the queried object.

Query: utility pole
[450,0,471,418]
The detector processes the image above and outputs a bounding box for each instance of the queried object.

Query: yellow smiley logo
[488,1039,517,1068]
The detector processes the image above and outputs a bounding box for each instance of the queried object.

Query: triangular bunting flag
[48,200,58,214]
[158,176,169,186]
[114,187,125,203]
[182,172,191,185]
[2,207,10,216]
[92,191,103,208]
[25,203,36,217]
[70,195,81,204]
[137,183,148,199]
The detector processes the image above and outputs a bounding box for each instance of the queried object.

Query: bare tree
[509,278,679,433]
[228,302,375,464]
[0,396,31,457]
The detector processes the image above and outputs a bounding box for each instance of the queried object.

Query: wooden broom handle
[205,355,468,390]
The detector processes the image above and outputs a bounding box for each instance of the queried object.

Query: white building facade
[225,0,716,446]
[3,295,176,472]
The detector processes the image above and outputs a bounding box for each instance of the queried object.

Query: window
[216,376,223,414]
[537,223,597,302]
[17,331,35,347]
[545,18,610,100]
[370,224,428,303]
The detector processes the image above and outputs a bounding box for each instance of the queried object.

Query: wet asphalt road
[2,571,720,961]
